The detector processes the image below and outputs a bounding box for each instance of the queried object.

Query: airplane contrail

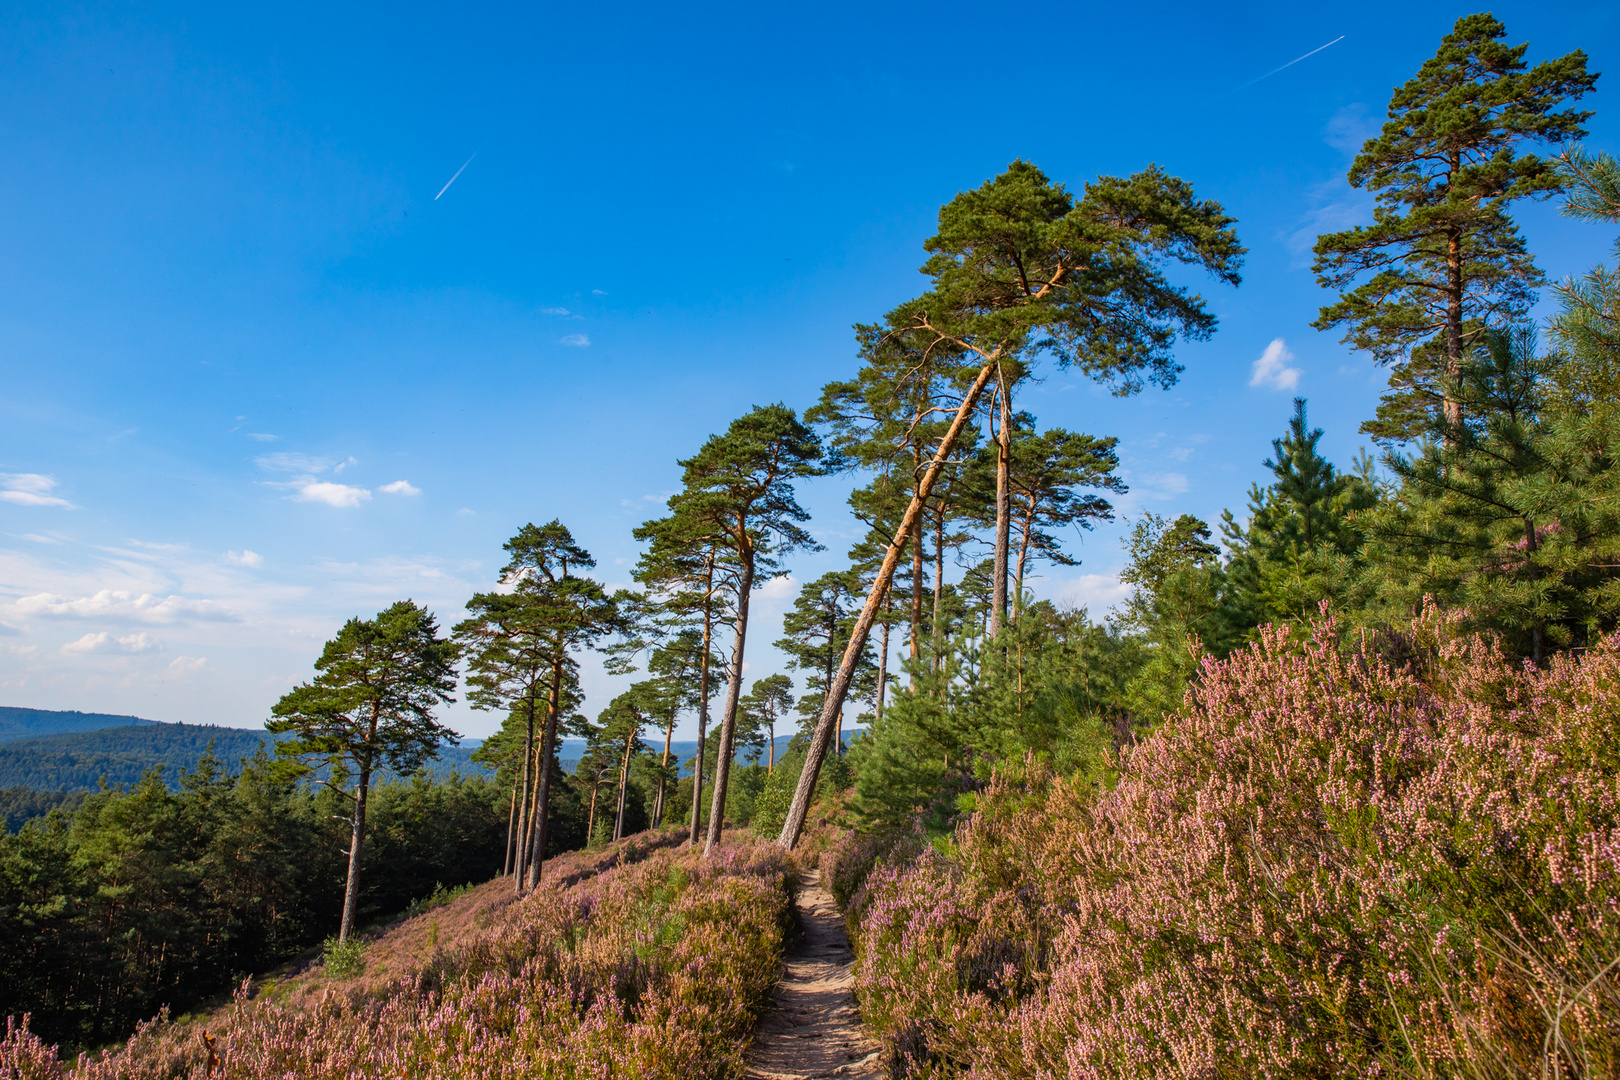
[435,152,478,200]
[1224,35,1345,97]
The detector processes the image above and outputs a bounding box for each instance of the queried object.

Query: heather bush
[835,615,1620,1079]
[2,835,796,1079]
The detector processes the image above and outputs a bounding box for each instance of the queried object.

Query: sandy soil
[745,869,884,1080]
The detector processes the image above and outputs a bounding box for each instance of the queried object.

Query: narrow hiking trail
[746,870,883,1080]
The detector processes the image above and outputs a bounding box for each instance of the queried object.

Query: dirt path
[746,869,883,1080]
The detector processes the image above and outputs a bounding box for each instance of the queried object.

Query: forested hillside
[0,706,157,743]
[0,723,493,802]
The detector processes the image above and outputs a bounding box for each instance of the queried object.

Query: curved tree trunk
[778,358,998,850]
[511,699,535,894]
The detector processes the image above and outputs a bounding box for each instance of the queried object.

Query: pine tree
[739,674,794,772]
[666,405,823,856]
[780,160,1244,849]
[267,600,458,942]
[1312,13,1595,440]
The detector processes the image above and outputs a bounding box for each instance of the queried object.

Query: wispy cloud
[224,549,264,568]
[256,453,371,507]
[0,474,74,509]
[559,334,590,347]
[294,482,371,508]
[255,452,335,474]
[62,631,163,655]
[13,589,240,623]
[247,433,279,442]
[1251,338,1303,391]
[379,480,421,496]
[541,307,570,316]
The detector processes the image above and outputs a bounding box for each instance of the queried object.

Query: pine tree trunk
[502,785,516,876]
[1014,499,1034,618]
[653,715,674,827]
[932,508,946,672]
[524,661,563,890]
[1444,188,1464,431]
[991,376,1012,635]
[511,699,535,894]
[910,448,925,678]
[767,714,776,772]
[778,357,999,850]
[586,782,598,845]
[338,765,371,944]
[689,559,714,846]
[704,547,755,857]
[614,732,634,841]
[875,611,890,724]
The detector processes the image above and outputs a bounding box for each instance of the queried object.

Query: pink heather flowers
[2,834,795,1079]
[829,613,1620,1079]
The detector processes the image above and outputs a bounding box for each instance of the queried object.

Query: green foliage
[321,935,367,979]
[0,743,510,1052]
[1311,12,1596,440]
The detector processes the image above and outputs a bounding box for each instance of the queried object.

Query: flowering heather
[2,831,796,1079]
[832,615,1620,1078]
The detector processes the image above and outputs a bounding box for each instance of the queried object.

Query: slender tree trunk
[910,451,924,679]
[875,608,890,725]
[524,661,563,891]
[586,781,599,845]
[767,713,776,772]
[1445,224,1464,430]
[689,562,714,846]
[512,699,535,894]
[932,508,946,672]
[704,548,755,857]
[1013,501,1034,618]
[991,374,1012,635]
[502,785,516,876]
[613,731,634,841]
[779,356,999,850]
[653,715,674,827]
[338,764,372,943]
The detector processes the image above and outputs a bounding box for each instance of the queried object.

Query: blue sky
[1,0,1614,739]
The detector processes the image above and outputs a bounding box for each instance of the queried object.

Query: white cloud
[591,289,607,295]
[0,621,20,636]
[541,306,570,316]
[0,474,74,508]
[17,534,60,544]
[224,549,264,568]
[559,334,590,347]
[247,433,279,442]
[1056,573,1131,616]
[456,508,476,516]
[755,574,798,599]
[379,480,421,496]
[164,655,208,677]
[333,456,358,473]
[294,482,371,507]
[13,589,239,623]
[1250,338,1303,391]
[62,631,163,655]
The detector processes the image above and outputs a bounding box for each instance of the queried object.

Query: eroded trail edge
[746,869,882,1080]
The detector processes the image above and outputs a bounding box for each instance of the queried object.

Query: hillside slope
[0,706,157,744]
[0,724,492,791]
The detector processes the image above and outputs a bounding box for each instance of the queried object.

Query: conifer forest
[6,11,1620,1079]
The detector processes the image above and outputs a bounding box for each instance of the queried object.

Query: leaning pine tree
[267,599,459,942]
[777,159,1244,849]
